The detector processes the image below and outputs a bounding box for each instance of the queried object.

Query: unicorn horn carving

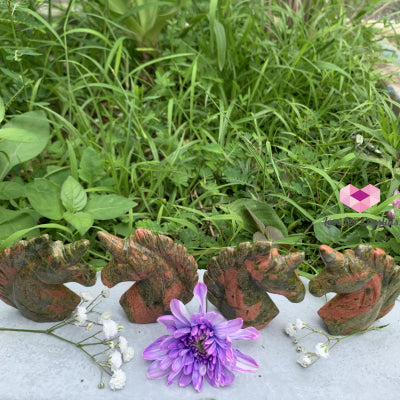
[98,229,198,323]
[204,241,305,329]
[0,235,96,322]
[309,244,400,335]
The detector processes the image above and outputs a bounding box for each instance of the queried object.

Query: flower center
[185,323,214,360]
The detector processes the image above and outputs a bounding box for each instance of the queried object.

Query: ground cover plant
[0,0,399,274]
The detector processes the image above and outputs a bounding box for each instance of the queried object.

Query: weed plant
[0,0,399,273]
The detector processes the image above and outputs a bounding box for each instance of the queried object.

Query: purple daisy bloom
[142,282,260,392]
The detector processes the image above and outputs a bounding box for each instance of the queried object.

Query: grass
[0,0,400,273]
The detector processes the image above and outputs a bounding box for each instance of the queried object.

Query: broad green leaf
[0,206,34,224]
[214,20,226,70]
[64,211,94,235]
[0,111,50,181]
[0,127,44,142]
[0,213,39,240]
[85,194,137,220]
[0,223,72,252]
[26,178,64,220]
[79,147,104,185]
[0,181,25,200]
[227,199,288,237]
[313,221,341,244]
[0,98,4,123]
[61,176,87,213]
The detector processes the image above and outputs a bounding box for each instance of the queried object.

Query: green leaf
[0,111,50,181]
[26,178,64,220]
[214,19,226,70]
[63,211,94,235]
[85,194,137,220]
[0,127,45,142]
[0,213,39,240]
[79,147,104,186]
[0,98,4,124]
[61,176,87,213]
[0,181,25,199]
[314,221,341,244]
[227,199,288,237]
[0,223,72,252]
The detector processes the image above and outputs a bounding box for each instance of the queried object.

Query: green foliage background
[0,0,399,272]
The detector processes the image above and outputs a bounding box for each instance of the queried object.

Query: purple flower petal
[205,311,224,324]
[167,368,182,385]
[173,327,191,338]
[170,299,191,327]
[193,282,207,314]
[229,326,260,340]
[147,360,170,379]
[192,369,204,392]
[220,365,235,386]
[143,336,170,360]
[233,349,259,372]
[157,315,178,333]
[171,356,185,372]
[179,372,192,387]
[160,355,174,370]
[214,318,243,338]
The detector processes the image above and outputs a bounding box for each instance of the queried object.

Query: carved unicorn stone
[204,241,305,329]
[0,235,96,322]
[98,229,198,323]
[309,244,400,335]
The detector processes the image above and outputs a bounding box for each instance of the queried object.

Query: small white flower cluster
[69,288,134,390]
[106,336,134,390]
[284,319,329,368]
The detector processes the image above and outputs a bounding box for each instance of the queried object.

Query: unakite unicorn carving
[0,235,96,322]
[309,244,400,335]
[204,241,306,329]
[98,229,198,323]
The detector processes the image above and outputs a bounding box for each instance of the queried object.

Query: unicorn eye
[327,279,336,285]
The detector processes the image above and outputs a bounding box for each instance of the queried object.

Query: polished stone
[0,271,399,400]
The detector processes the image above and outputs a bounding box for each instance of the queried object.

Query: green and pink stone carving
[98,229,198,323]
[0,235,96,322]
[204,241,306,329]
[309,244,400,335]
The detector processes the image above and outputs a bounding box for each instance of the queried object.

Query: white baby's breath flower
[86,322,94,331]
[74,306,87,326]
[284,323,296,337]
[118,336,128,354]
[103,319,119,340]
[81,292,93,302]
[108,341,115,348]
[109,369,126,390]
[101,287,110,298]
[98,311,111,324]
[108,350,123,372]
[315,342,329,358]
[297,354,312,368]
[122,347,134,363]
[118,324,124,332]
[295,319,305,330]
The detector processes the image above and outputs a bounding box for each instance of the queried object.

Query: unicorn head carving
[309,244,400,335]
[98,229,198,323]
[0,235,96,322]
[204,241,305,329]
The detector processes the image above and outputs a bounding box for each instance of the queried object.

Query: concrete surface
[0,270,399,400]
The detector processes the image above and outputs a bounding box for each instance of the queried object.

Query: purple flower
[142,282,260,392]
[388,189,400,220]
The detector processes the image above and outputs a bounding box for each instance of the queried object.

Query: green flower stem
[0,326,112,377]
